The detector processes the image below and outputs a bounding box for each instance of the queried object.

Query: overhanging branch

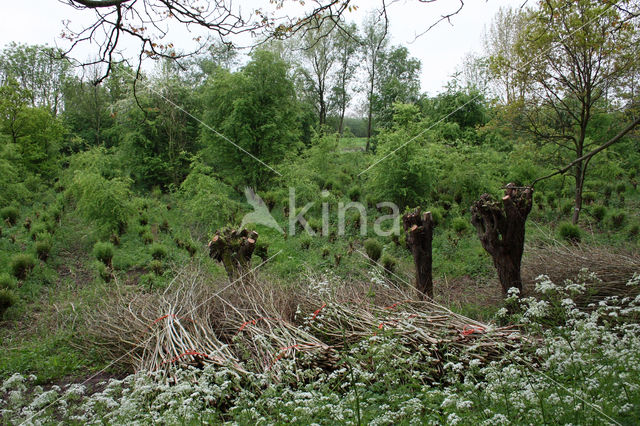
[531,114,640,187]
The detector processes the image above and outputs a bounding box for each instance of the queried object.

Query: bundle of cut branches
[299,298,521,366]
[523,242,640,306]
[87,268,243,374]
[86,264,524,379]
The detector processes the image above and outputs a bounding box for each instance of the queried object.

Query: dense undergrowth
[1,17,640,422]
[2,273,639,424]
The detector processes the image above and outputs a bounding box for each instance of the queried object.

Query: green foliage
[178,161,237,231]
[0,288,17,318]
[201,50,302,188]
[70,170,133,235]
[0,206,19,225]
[92,241,115,266]
[451,216,470,233]
[590,205,607,223]
[150,243,168,260]
[141,230,154,245]
[609,210,626,229]
[29,223,48,241]
[557,222,582,243]
[299,234,312,250]
[35,238,52,261]
[368,127,434,207]
[348,186,361,201]
[10,253,36,279]
[0,273,17,290]
[138,273,157,289]
[380,253,397,273]
[149,260,164,275]
[426,83,487,130]
[364,238,383,262]
[373,46,422,129]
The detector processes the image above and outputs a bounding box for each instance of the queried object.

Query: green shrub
[299,234,312,250]
[0,273,17,290]
[110,233,121,246]
[590,205,607,223]
[616,183,626,194]
[92,260,112,282]
[381,254,397,273]
[561,201,573,216]
[0,206,19,226]
[159,219,170,233]
[321,247,331,258]
[430,208,444,226]
[150,260,164,275]
[35,239,52,261]
[10,253,36,279]
[451,216,469,233]
[558,222,581,243]
[93,241,115,266]
[582,191,597,204]
[348,186,361,201]
[70,170,133,235]
[307,217,323,234]
[29,223,49,241]
[255,240,269,261]
[0,288,18,318]
[604,185,613,199]
[609,210,626,229]
[628,224,639,239]
[364,238,383,262]
[141,231,154,245]
[138,273,156,289]
[150,243,168,260]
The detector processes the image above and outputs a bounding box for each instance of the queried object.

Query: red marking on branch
[235,317,281,336]
[384,300,412,310]
[151,314,194,327]
[159,350,209,368]
[462,325,485,336]
[312,303,327,320]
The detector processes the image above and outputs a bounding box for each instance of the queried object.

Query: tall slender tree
[361,12,388,151]
[330,22,359,135]
[504,0,639,224]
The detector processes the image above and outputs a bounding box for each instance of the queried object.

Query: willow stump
[402,208,434,300]
[470,183,533,296]
[208,228,258,280]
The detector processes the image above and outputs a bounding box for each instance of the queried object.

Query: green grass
[0,331,111,384]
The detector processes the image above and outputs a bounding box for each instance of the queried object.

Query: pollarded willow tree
[506,0,640,224]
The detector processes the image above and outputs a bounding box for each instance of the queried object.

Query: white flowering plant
[2,272,639,425]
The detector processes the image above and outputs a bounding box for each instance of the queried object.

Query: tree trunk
[208,228,258,280]
[471,183,533,296]
[366,58,376,152]
[572,161,586,225]
[402,208,434,300]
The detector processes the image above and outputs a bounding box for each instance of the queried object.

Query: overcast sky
[0,0,517,95]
